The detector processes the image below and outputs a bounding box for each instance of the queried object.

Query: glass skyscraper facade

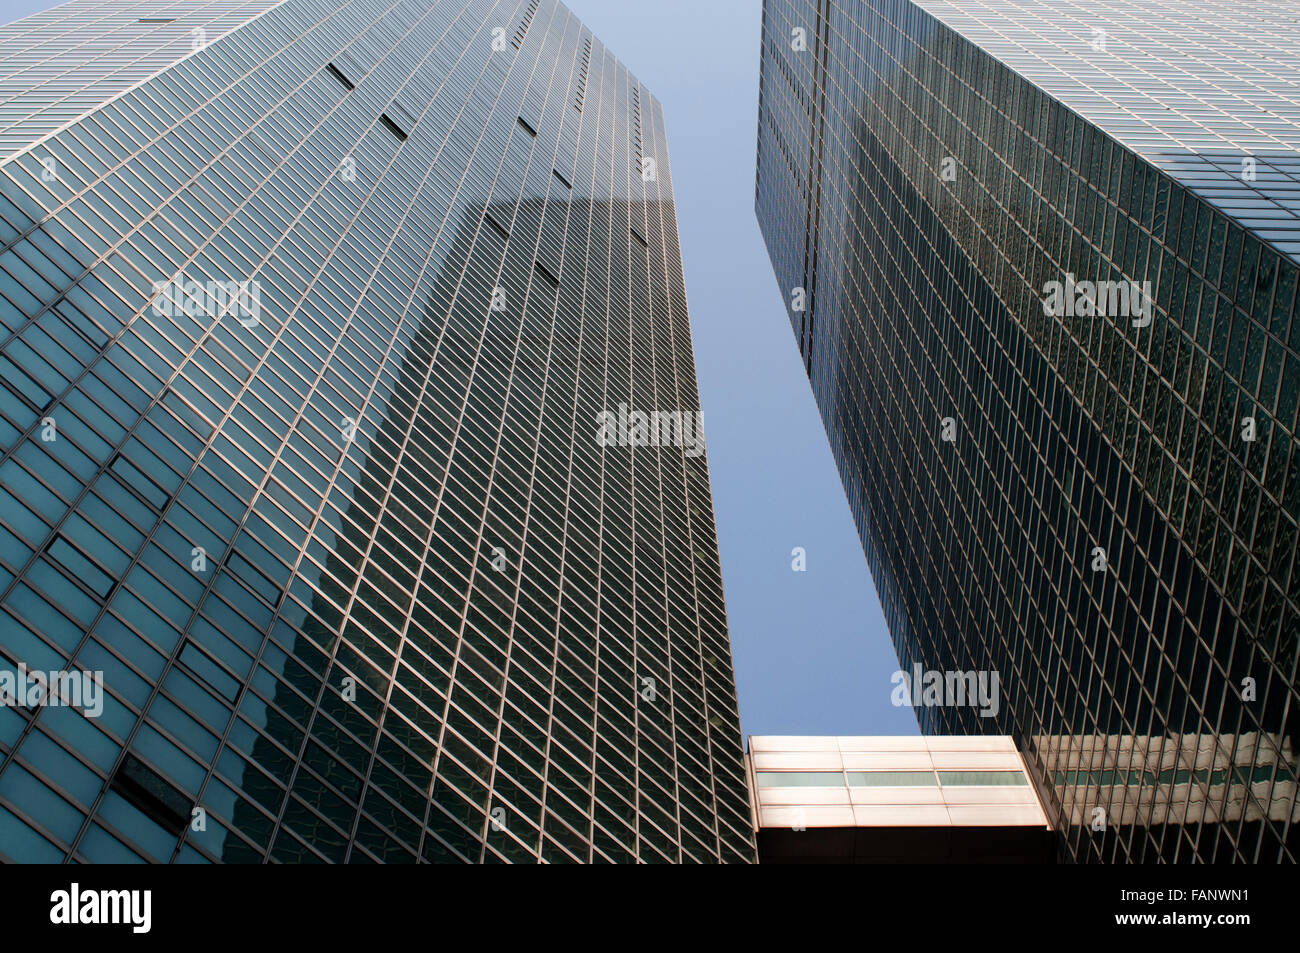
[0,0,754,864]
[756,0,1299,862]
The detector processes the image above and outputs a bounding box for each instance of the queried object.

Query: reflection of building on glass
[756,0,1300,862]
[1041,733,1300,827]
[748,736,1055,863]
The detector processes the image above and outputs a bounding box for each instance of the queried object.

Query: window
[754,771,844,787]
[937,771,1028,786]
[846,771,937,786]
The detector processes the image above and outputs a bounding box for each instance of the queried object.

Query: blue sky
[4,0,918,738]
[563,0,916,738]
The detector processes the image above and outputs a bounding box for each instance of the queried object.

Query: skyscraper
[756,0,1300,862]
[0,0,754,864]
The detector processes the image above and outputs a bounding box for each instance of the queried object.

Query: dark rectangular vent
[388,100,418,134]
[325,63,355,91]
[631,227,648,248]
[552,168,572,190]
[516,116,537,138]
[137,17,176,23]
[533,260,559,287]
[511,0,540,49]
[574,36,592,111]
[484,210,510,240]
[380,114,408,142]
[633,99,644,162]
[110,753,193,835]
